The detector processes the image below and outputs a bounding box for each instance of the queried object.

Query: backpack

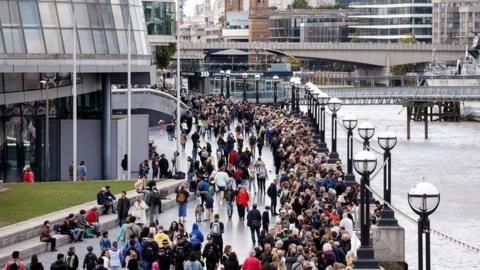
[210,222,221,236]
[85,253,97,270]
[66,255,75,269]
[151,192,161,205]
[249,136,256,145]
[208,185,215,196]
[7,261,19,270]
[176,192,187,203]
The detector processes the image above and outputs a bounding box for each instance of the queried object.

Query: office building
[349,0,433,43]
[432,0,480,45]
[249,0,269,41]
[0,0,152,182]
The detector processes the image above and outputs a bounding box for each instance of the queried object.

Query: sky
[184,0,204,17]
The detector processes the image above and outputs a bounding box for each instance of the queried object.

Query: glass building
[143,0,175,36]
[349,0,433,43]
[0,0,152,182]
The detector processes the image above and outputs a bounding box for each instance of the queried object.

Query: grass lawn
[0,180,135,227]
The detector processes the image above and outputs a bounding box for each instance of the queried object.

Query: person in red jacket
[228,150,240,168]
[22,165,34,183]
[241,250,262,270]
[86,207,102,236]
[236,186,249,221]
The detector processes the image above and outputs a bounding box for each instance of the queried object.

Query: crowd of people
[3,94,361,270]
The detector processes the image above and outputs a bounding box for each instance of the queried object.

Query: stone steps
[0,179,188,266]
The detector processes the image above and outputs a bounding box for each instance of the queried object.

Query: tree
[218,16,225,27]
[154,44,176,69]
[291,0,310,9]
[288,56,301,71]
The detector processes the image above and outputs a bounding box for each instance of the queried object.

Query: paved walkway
[32,122,278,266]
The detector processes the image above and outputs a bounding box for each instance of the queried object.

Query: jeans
[250,226,260,245]
[70,228,83,241]
[142,261,153,270]
[226,201,233,218]
[121,170,128,180]
[192,149,198,161]
[149,205,160,223]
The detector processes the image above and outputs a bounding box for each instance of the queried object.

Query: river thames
[333,105,480,269]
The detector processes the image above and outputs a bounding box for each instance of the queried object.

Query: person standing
[77,161,87,181]
[121,155,128,180]
[146,187,162,224]
[256,133,264,157]
[68,162,74,181]
[82,246,97,270]
[28,255,44,270]
[262,206,270,232]
[209,214,224,259]
[2,251,26,270]
[254,158,267,194]
[117,191,130,226]
[131,196,149,226]
[246,204,262,246]
[108,242,121,270]
[266,180,278,216]
[22,165,34,183]
[65,247,79,270]
[159,154,169,179]
[176,184,190,223]
[180,132,187,153]
[214,167,228,204]
[248,134,256,158]
[202,235,220,270]
[50,254,67,270]
[241,250,262,270]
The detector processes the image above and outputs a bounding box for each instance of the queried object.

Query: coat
[117,197,131,220]
[236,191,249,208]
[131,200,148,224]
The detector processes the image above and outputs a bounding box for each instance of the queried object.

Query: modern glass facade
[0,0,149,55]
[349,0,433,43]
[143,1,175,36]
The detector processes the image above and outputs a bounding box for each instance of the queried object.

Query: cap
[207,234,213,240]
[176,234,183,240]
[162,239,169,244]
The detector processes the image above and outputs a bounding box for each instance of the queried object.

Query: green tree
[291,0,310,9]
[154,43,176,69]
[390,34,417,75]
[288,56,301,71]
[218,16,225,27]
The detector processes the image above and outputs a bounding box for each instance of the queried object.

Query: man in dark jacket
[96,188,111,215]
[117,191,130,226]
[146,187,163,223]
[159,154,169,178]
[246,203,262,246]
[202,235,220,270]
[266,180,278,216]
[50,253,67,270]
[66,247,78,270]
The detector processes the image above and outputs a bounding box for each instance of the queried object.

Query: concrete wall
[59,115,149,180]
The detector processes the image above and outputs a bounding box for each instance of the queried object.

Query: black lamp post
[358,121,375,150]
[353,150,380,269]
[305,83,312,118]
[273,75,279,104]
[290,77,296,113]
[162,69,167,90]
[295,80,301,113]
[225,69,231,98]
[255,74,260,104]
[342,113,358,186]
[377,131,399,226]
[242,72,248,101]
[312,90,320,132]
[220,70,225,96]
[327,97,342,164]
[317,91,330,153]
[408,182,440,270]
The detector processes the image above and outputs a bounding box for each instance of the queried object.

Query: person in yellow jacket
[154,225,173,247]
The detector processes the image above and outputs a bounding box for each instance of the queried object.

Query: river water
[330,105,480,269]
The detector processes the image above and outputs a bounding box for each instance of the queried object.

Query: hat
[162,239,169,244]
[176,234,183,240]
[207,234,213,240]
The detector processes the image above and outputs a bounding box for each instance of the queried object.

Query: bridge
[179,42,465,67]
[315,86,480,105]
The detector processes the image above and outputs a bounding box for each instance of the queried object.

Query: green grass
[0,180,135,227]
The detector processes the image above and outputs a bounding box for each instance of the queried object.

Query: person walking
[117,191,130,226]
[146,187,162,224]
[176,184,190,223]
[254,158,267,194]
[121,155,128,180]
[266,180,278,216]
[236,187,249,222]
[256,133,264,157]
[65,247,79,270]
[246,204,262,246]
[180,132,187,153]
[77,161,87,181]
[202,235,220,270]
[50,254,67,270]
[241,250,262,270]
[214,167,228,204]
[224,184,236,220]
[131,196,149,226]
[28,255,44,270]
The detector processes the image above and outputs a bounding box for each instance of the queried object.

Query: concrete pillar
[372,225,407,270]
[102,74,112,180]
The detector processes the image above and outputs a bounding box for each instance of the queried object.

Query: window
[0,31,4,53]
[105,30,119,54]
[78,29,95,54]
[44,29,63,53]
[0,1,21,27]
[92,30,108,54]
[24,28,45,53]
[4,73,23,92]
[23,73,40,90]
[3,28,25,53]
[112,5,125,29]
[39,2,59,27]
[116,30,127,53]
[87,3,103,28]
[57,3,73,27]
[74,3,90,28]
[61,29,80,54]
[101,4,115,28]
[19,1,41,27]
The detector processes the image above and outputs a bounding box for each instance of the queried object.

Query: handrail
[112,88,189,109]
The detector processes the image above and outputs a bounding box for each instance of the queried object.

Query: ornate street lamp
[327,97,342,164]
[317,91,330,153]
[255,74,261,104]
[225,70,231,98]
[273,75,279,104]
[242,72,248,101]
[358,121,375,150]
[295,78,301,113]
[342,113,358,186]
[353,150,380,269]
[377,130,398,226]
[219,70,225,96]
[290,77,296,112]
[408,182,440,270]
[162,69,167,90]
